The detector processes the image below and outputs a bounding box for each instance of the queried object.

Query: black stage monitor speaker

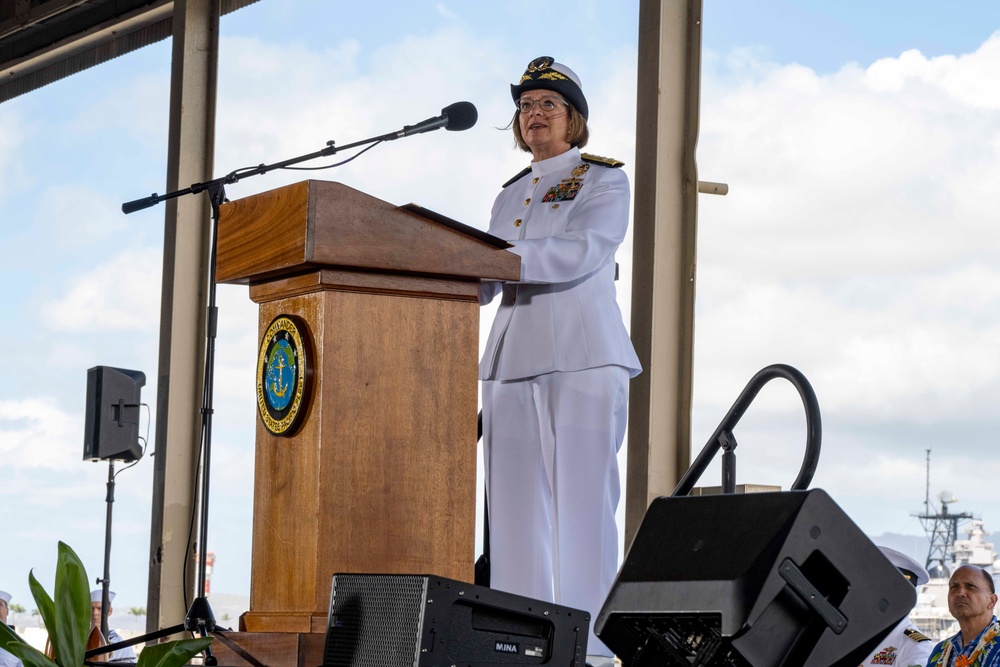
[596,489,916,667]
[323,573,589,667]
[83,366,145,462]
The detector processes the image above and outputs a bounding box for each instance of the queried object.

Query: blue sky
[2,0,1000,616]
[705,0,1000,72]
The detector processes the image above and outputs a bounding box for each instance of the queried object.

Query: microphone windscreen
[443,101,478,131]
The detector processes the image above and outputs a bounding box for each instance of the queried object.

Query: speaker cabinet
[596,489,915,667]
[83,366,145,462]
[323,574,589,667]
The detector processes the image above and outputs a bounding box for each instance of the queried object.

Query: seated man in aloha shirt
[926,565,1000,667]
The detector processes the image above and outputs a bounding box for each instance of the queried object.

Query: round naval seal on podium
[256,314,311,437]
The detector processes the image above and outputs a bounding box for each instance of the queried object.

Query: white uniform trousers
[483,365,629,657]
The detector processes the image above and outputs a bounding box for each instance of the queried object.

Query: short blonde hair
[511,102,589,153]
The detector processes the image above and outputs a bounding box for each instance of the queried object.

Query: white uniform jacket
[480,147,641,381]
[858,615,933,667]
[0,648,22,667]
[106,628,136,663]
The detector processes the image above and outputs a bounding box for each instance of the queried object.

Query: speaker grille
[324,574,429,667]
[616,614,748,667]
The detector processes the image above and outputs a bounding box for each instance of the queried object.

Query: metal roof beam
[0,0,255,104]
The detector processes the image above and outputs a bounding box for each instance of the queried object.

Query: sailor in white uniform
[90,590,136,663]
[859,547,934,666]
[480,56,641,664]
[0,590,24,667]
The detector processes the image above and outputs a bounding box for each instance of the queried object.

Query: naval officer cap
[511,56,589,120]
[0,590,10,605]
[879,546,930,587]
[91,590,116,603]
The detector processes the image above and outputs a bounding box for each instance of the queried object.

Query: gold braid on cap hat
[526,56,553,72]
[520,56,559,83]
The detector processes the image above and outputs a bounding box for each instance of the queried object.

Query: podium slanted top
[216,180,520,285]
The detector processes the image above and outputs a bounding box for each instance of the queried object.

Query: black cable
[282,139,384,170]
[112,404,152,479]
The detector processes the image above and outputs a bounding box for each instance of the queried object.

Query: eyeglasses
[516,96,568,114]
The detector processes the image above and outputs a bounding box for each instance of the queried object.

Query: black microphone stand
[95,404,144,650]
[94,129,417,665]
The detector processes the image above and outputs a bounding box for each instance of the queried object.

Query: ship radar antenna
[924,449,930,516]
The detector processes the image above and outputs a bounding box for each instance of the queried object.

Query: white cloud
[43,248,162,332]
[694,264,1000,423]
[699,38,1000,281]
[214,284,259,403]
[44,339,103,369]
[0,398,83,471]
[688,38,1000,498]
[435,3,461,22]
[865,35,1000,110]
[36,184,130,248]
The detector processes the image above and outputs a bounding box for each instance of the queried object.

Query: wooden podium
[213,180,519,663]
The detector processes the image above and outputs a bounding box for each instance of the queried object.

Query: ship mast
[915,449,974,576]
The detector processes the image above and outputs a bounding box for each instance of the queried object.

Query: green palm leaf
[52,542,91,667]
[9,542,210,667]
[0,621,59,667]
[136,637,214,667]
[27,570,57,659]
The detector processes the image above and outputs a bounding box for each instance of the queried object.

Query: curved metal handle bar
[672,363,822,497]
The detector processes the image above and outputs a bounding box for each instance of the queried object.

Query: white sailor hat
[90,590,116,603]
[0,590,10,605]
[879,546,930,586]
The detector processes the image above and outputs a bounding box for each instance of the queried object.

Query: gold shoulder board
[581,153,624,168]
[904,628,932,643]
[502,166,532,188]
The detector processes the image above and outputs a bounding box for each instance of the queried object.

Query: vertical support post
[146,0,219,635]
[625,0,703,546]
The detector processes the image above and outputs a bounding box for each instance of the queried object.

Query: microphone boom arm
[121,100,478,213]
[121,131,397,214]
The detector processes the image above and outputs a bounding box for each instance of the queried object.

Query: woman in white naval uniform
[480,56,641,663]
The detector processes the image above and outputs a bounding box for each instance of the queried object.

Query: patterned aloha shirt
[927,618,1000,667]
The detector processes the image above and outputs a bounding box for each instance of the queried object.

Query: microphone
[396,101,478,138]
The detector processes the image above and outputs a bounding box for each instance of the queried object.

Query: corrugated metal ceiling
[0,0,257,104]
